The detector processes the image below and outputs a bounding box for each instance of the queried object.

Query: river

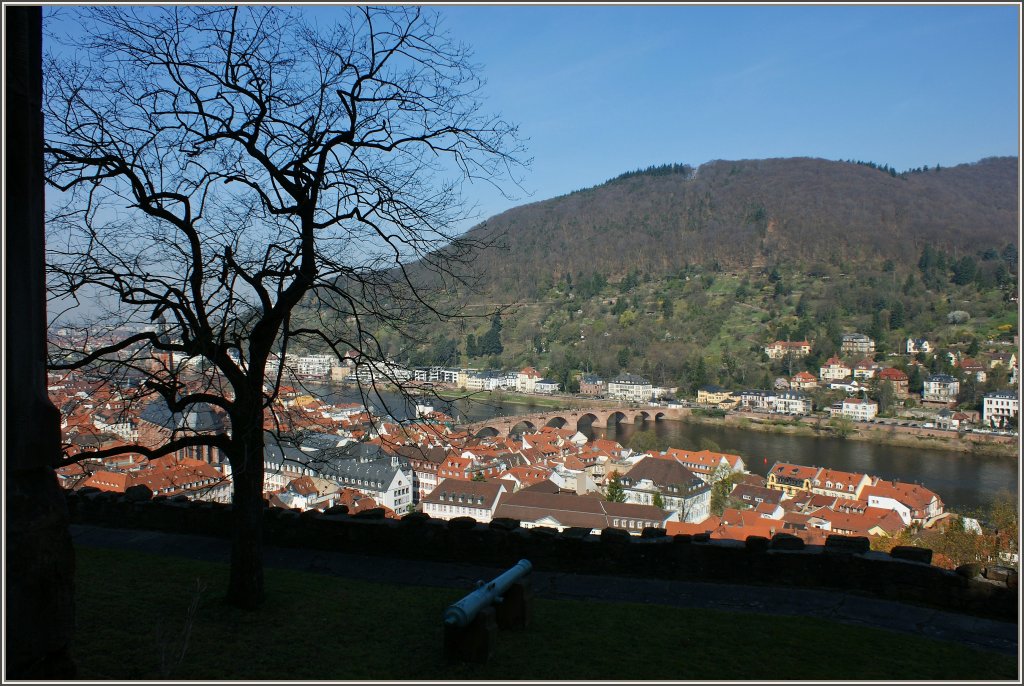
[314,384,1018,512]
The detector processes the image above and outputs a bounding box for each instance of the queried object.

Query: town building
[738,389,775,411]
[492,488,675,535]
[810,468,872,501]
[765,462,819,497]
[421,478,509,523]
[841,333,876,355]
[983,391,1019,429]
[764,340,811,360]
[789,371,819,390]
[876,367,909,397]
[922,374,959,404]
[616,456,712,523]
[534,378,561,394]
[905,338,931,355]
[606,373,653,402]
[829,397,878,422]
[853,359,878,380]
[579,374,605,396]
[696,385,732,405]
[819,357,852,382]
[771,391,813,415]
[516,367,543,393]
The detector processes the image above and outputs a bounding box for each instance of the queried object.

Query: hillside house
[789,371,819,390]
[853,359,878,380]
[922,374,959,404]
[905,338,931,355]
[876,367,910,397]
[764,340,811,360]
[989,352,1017,370]
[958,358,987,383]
[841,333,876,355]
[819,357,852,382]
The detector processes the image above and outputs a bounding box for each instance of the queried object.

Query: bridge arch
[509,419,537,436]
[575,412,599,433]
[606,411,627,428]
[473,426,501,439]
[544,416,568,429]
[633,411,651,424]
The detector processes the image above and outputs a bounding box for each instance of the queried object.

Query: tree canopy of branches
[44,5,525,608]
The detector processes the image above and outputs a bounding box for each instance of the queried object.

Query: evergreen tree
[889,300,905,329]
[605,471,627,503]
[795,293,809,317]
[478,313,504,356]
[951,256,978,285]
[466,333,478,358]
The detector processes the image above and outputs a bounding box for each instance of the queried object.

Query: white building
[617,456,711,524]
[421,478,508,523]
[905,338,931,355]
[290,353,334,378]
[606,373,653,402]
[516,367,543,393]
[983,391,1018,429]
[534,378,561,394]
[829,397,878,421]
[922,374,959,403]
[819,357,852,382]
[738,390,776,411]
[771,391,812,415]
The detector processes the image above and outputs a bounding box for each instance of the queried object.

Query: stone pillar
[4,6,77,678]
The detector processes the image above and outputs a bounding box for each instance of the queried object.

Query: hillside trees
[44,5,524,608]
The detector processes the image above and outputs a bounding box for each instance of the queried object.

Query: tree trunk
[5,6,77,677]
[225,428,266,609]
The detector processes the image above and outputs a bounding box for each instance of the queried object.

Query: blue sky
[44,3,1020,230]
[427,4,1020,225]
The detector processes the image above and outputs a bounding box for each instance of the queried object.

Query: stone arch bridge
[460,406,691,438]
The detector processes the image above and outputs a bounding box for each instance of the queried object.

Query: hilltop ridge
[464,156,1018,299]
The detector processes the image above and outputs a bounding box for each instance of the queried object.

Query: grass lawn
[72,546,1018,681]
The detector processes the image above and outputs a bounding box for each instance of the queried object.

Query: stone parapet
[65,488,1017,621]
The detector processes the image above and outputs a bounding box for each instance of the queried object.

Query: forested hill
[464,156,1018,300]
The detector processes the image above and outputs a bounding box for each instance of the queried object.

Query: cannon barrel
[443,559,533,628]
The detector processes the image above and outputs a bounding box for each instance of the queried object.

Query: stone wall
[66,488,1017,621]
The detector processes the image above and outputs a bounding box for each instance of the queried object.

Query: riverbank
[679,412,1019,458]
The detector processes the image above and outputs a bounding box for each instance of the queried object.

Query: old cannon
[443,559,533,663]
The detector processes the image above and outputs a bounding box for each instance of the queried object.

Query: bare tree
[44,5,526,608]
